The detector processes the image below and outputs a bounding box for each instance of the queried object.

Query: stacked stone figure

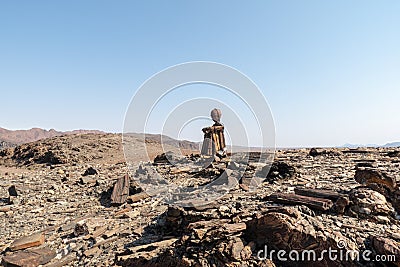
[201,108,227,157]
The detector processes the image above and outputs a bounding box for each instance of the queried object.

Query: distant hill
[340,141,400,148]
[383,142,400,148]
[0,127,104,145]
[341,143,378,148]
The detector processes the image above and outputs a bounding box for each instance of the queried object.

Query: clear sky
[1,1,399,147]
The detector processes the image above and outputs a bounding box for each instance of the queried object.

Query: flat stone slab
[9,232,45,251]
[2,247,55,267]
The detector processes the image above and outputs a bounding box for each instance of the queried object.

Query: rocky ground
[0,134,400,266]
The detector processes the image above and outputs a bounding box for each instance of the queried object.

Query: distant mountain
[340,142,400,148]
[383,142,400,148]
[341,143,378,148]
[0,127,104,145]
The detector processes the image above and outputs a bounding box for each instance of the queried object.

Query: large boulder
[259,161,296,183]
[245,207,357,266]
[354,169,396,193]
[348,187,392,217]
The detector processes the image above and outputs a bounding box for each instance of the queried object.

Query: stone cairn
[201,108,227,158]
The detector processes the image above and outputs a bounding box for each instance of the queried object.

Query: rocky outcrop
[0,127,104,145]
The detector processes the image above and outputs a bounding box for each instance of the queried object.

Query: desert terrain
[0,133,399,266]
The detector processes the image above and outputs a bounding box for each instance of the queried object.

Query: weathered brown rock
[116,239,178,267]
[261,161,296,182]
[0,206,11,212]
[164,206,185,235]
[245,207,357,266]
[216,236,247,261]
[393,189,400,214]
[43,253,76,267]
[257,259,276,267]
[370,236,400,266]
[239,183,249,191]
[9,233,45,251]
[349,187,392,217]
[333,196,350,214]
[153,152,170,164]
[223,222,246,234]
[294,188,345,201]
[127,192,150,203]
[29,248,56,265]
[110,174,130,205]
[85,225,107,239]
[355,169,396,192]
[153,151,186,165]
[83,246,101,257]
[268,193,333,211]
[2,251,41,267]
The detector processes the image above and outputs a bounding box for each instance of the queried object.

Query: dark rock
[8,185,18,197]
[309,148,320,157]
[259,161,296,182]
[154,153,170,164]
[82,167,98,176]
[164,206,185,235]
[309,148,340,157]
[37,150,63,164]
[392,189,400,215]
[74,222,89,237]
[0,147,14,157]
[153,151,186,165]
[135,165,147,176]
[386,151,400,157]
[333,196,350,214]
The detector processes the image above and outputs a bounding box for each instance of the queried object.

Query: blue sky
[0,1,399,147]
